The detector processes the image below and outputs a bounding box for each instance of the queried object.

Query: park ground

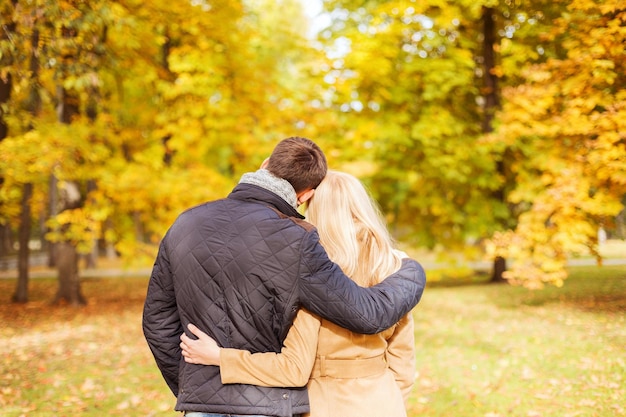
[0,252,624,417]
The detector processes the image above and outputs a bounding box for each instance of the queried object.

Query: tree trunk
[0,0,17,140]
[51,179,85,306]
[0,71,10,140]
[0,1,19,260]
[491,256,507,284]
[13,183,33,303]
[481,7,499,134]
[161,32,174,166]
[83,248,98,269]
[83,180,98,269]
[47,174,58,267]
[52,241,86,306]
[13,21,42,300]
[54,79,84,303]
[481,7,506,283]
[0,225,11,258]
[104,218,118,259]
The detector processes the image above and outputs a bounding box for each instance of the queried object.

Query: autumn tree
[316,0,625,287]
[486,0,626,288]
[315,0,514,257]
[1,0,43,302]
[0,0,18,270]
[0,0,322,304]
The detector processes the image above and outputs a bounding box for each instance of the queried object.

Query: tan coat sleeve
[385,312,416,406]
[220,309,321,387]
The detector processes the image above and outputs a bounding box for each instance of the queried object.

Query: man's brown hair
[266,137,327,193]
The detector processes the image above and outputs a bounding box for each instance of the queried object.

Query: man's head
[265,137,327,202]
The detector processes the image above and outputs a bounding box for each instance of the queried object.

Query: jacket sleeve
[220,309,321,387]
[142,238,182,396]
[385,313,416,406]
[298,231,426,334]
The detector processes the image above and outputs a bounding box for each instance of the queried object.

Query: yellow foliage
[2,0,624,287]
[46,208,101,254]
[485,0,626,287]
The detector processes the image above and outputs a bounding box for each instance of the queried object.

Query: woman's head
[306,170,401,286]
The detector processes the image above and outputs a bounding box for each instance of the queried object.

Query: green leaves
[0,0,623,288]
[315,0,626,286]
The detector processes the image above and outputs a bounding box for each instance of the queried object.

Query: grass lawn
[0,265,624,417]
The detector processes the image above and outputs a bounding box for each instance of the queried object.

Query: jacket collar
[228,183,305,219]
[239,169,298,208]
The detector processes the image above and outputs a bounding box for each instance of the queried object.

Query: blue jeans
[183,413,274,417]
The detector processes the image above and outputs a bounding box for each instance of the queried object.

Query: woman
[181,170,416,417]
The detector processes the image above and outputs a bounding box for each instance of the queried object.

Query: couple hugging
[143,137,426,417]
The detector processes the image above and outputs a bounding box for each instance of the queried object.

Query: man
[143,137,426,417]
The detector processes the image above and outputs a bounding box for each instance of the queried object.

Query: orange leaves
[486,229,569,289]
[485,163,619,288]
[484,0,626,286]
[0,277,175,416]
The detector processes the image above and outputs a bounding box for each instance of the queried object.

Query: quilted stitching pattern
[143,184,426,416]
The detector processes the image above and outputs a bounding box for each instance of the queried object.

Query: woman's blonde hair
[306,170,402,287]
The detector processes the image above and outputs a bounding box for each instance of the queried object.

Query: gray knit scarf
[239,169,298,209]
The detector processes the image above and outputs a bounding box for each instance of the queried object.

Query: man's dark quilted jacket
[142,183,426,417]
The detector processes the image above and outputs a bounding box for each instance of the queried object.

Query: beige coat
[220,309,415,417]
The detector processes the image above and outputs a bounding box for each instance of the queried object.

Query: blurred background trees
[0,0,624,302]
